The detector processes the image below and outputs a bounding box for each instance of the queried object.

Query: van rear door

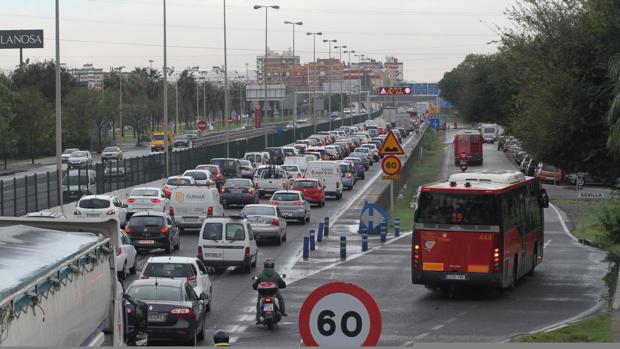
[223,222,247,262]
[200,222,226,262]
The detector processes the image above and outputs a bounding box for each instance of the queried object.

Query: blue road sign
[413,83,428,96]
[430,118,441,129]
[275,124,284,133]
[427,83,440,95]
[359,202,389,235]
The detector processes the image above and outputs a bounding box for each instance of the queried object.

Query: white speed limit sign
[298,281,382,346]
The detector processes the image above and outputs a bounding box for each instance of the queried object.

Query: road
[120,126,609,345]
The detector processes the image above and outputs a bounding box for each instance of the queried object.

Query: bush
[596,199,620,244]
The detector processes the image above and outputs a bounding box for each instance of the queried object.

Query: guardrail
[0,111,380,217]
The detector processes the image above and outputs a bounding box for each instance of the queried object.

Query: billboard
[379,86,412,95]
[0,30,44,49]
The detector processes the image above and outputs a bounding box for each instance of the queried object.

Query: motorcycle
[252,274,286,330]
[460,159,468,172]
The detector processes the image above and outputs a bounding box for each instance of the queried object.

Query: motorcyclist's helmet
[263,258,275,269]
[213,329,229,344]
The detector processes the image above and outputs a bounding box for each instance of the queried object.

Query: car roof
[131,211,169,218]
[130,278,185,288]
[273,190,302,195]
[146,256,197,264]
[204,216,248,222]
[131,187,161,192]
[243,204,275,209]
[80,194,115,201]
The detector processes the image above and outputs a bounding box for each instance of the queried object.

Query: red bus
[453,131,483,166]
[411,170,549,289]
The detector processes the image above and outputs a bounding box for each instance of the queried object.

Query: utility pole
[306,31,322,133]
[163,0,170,178]
[223,0,230,157]
[334,45,347,123]
[55,0,63,210]
[323,38,337,129]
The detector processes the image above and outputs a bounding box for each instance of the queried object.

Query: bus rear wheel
[527,247,538,277]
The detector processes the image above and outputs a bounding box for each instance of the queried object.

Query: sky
[0,0,516,82]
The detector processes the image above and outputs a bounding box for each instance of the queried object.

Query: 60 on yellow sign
[381,156,402,176]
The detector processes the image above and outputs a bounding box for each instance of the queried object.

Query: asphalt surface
[117,127,610,346]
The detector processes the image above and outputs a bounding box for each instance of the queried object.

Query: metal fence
[0,111,380,217]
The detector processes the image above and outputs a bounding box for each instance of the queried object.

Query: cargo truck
[0,218,148,346]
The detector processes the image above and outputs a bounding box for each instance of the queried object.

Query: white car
[126,187,169,220]
[73,194,128,226]
[67,150,93,167]
[139,256,215,311]
[183,169,215,186]
[163,175,196,198]
[116,231,137,280]
[61,148,79,164]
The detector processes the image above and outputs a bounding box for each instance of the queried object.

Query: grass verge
[513,315,614,342]
[391,130,445,231]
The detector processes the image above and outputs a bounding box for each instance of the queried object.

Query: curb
[613,263,620,311]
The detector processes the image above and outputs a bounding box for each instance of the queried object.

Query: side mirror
[199,292,209,301]
[206,267,216,275]
[281,274,286,279]
[123,204,128,208]
[541,189,549,208]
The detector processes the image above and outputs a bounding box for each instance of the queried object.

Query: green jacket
[252,268,286,290]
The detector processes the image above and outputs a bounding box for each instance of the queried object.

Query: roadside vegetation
[391,129,444,231]
[514,315,614,343]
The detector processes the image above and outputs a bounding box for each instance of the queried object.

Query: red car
[291,179,326,207]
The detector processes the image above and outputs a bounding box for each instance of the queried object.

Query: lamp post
[323,38,337,129]
[162,0,170,178]
[343,50,355,124]
[115,66,125,137]
[254,4,280,148]
[355,54,365,113]
[306,31,322,133]
[55,0,63,209]
[284,20,302,132]
[334,45,346,122]
[166,67,178,134]
[223,0,230,157]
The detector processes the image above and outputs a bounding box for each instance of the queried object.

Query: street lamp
[166,67,178,134]
[344,50,355,124]
[323,38,337,129]
[54,0,63,209]
[306,31,322,133]
[283,20,302,139]
[222,0,230,157]
[162,0,170,178]
[334,44,346,122]
[254,4,280,148]
[115,66,125,137]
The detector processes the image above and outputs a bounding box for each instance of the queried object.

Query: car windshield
[212,159,237,169]
[225,179,251,188]
[131,189,159,197]
[202,223,223,240]
[64,174,90,184]
[184,171,208,180]
[103,147,118,152]
[78,198,110,209]
[152,134,165,141]
[226,223,245,241]
[63,149,77,155]
[245,154,260,161]
[175,136,188,141]
[542,164,559,171]
[242,206,275,216]
[129,216,165,227]
[239,160,251,167]
[197,165,219,173]
[484,128,495,133]
[71,151,88,157]
[345,158,360,164]
[127,285,181,301]
[415,193,498,226]
[293,181,318,188]
[281,166,298,172]
[272,193,300,201]
[339,165,351,173]
[167,178,192,186]
[142,263,195,278]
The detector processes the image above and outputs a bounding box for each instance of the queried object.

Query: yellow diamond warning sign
[378,132,405,156]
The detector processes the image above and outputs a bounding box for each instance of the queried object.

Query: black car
[173,136,192,149]
[265,147,285,165]
[220,178,259,208]
[125,278,207,345]
[210,158,241,178]
[125,212,180,253]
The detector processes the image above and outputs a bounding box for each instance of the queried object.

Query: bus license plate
[445,274,466,280]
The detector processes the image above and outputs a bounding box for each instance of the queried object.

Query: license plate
[263,303,274,311]
[282,212,291,217]
[86,214,99,218]
[445,274,466,280]
[148,314,166,322]
[206,252,223,259]
[139,240,155,245]
[184,217,199,221]
[232,189,241,193]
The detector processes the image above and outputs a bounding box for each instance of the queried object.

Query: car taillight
[198,246,203,258]
[208,207,213,216]
[247,188,254,193]
[106,209,116,215]
[493,247,501,272]
[170,307,193,317]
[269,201,277,205]
[244,247,251,257]
[160,227,169,233]
[116,247,121,256]
[220,188,226,193]
[73,210,81,216]
[217,173,223,179]
[151,198,161,203]
[163,185,171,197]
[264,298,273,303]
[294,201,304,206]
[127,198,136,203]
[169,207,174,216]
[187,275,197,287]
[412,241,421,271]
[336,182,340,189]
[272,218,279,226]
[254,182,259,188]
[347,173,352,178]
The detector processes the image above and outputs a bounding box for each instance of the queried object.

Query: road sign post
[299,281,382,346]
[196,119,207,132]
[359,203,388,235]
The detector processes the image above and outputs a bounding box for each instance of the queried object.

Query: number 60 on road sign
[299,281,382,346]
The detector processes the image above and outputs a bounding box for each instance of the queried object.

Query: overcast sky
[0,0,516,81]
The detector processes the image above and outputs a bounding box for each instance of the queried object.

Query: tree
[122,104,149,146]
[607,54,620,156]
[11,61,75,101]
[12,89,54,163]
[0,75,17,169]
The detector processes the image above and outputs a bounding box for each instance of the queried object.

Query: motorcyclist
[252,259,287,324]
[213,329,230,347]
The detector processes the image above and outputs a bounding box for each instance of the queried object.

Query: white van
[170,186,224,232]
[481,124,498,143]
[198,216,258,272]
[305,161,343,199]
[283,156,308,173]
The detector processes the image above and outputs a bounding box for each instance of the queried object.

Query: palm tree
[608,54,620,156]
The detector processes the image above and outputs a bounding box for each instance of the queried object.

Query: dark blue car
[344,157,365,180]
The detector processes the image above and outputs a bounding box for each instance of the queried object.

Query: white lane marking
[431,324,444,331]
[414,332,429,339]
[236,314,255,322]
[544,239,552,248]
[549,203,579,242]
[444,317,457,324]
[456,311,467,317]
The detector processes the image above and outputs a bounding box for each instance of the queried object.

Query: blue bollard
[394,218,401,237]
[362,234,368,252]
[303,236,310,260]
[309,230,316,251]
[317,222,324,242]
[324,217,330,237]
[380,222,387,242]
[340,236,347,259]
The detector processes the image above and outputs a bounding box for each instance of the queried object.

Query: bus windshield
[415,192,498,226]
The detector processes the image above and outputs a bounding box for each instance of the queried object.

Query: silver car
[126,187,169,220]
[269,190,311,224]
[241,204,287,244]
[101,146,123,161]
[67,150,93,167]
[239,160,255,179]
[61,148,79,164]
